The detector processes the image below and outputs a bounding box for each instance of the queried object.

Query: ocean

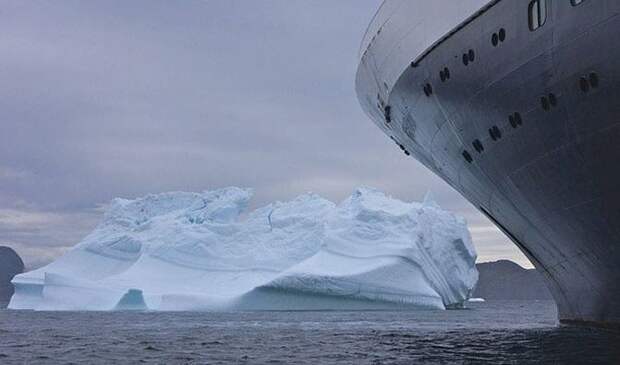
[1,300,619,364]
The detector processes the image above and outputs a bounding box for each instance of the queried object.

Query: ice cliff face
[9,187,478,311]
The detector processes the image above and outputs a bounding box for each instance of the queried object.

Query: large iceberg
[9,187,478,311]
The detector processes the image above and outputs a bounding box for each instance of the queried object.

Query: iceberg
[9,187,478,311]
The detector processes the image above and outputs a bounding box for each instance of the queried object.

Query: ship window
[509,113,523,128]
[514,112,523,126]
[493,126,502,139]
[528,0,547,31]
[463,50,475,66]
[579,77,590,92]
[384,105,392,123]
[589,72,599,88]
[509,115,517,128]
[472,139,484,153]
[440,67,451,82]
[462,150,473,163]
[489,126,502,141]
[541,96,550,111]
[571,0,584,5]
[492,29,507,47]
[423,83,433,96]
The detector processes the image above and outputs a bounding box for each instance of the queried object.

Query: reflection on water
[0,301,618,364]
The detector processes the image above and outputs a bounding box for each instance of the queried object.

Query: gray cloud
[0,0,529,269]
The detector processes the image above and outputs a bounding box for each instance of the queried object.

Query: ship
[356,0,620,326]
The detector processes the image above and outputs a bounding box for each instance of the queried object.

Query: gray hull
[357,0,620,325]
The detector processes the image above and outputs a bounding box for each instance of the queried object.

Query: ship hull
[357,0,620,325]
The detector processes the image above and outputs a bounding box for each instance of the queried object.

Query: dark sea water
[1,300,619,364]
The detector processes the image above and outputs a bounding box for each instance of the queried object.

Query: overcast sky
[0,0,530,269]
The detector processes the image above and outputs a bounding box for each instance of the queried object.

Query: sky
[0,0,530,269]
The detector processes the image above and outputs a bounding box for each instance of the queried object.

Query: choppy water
[1,300,619,364]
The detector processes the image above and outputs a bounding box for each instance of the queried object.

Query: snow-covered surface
[9,187,478,311]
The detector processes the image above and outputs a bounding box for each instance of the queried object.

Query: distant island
[473,260,552,300]
[0,246,24,308]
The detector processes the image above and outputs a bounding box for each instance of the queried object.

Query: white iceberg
[9,187,478,311]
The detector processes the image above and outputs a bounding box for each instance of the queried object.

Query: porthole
[514,112,523,126]
[492,126,502,139]
[541,94,557,110]
[404,150,411,156]
[492,29,507,47]
[463,50,475,65]
[571,0,585,6]
[509,113,523,128]
[589,72,599,88]
[472,139,484,153]
[384,105,392,123]
[423,83,433,97]
[463,150,473,163]
[439,68,450,83]
[489,127,498,141]
[509,115,517,128]
[579,77,590,93]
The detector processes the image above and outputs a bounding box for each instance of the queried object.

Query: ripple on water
[0,301,619,364]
